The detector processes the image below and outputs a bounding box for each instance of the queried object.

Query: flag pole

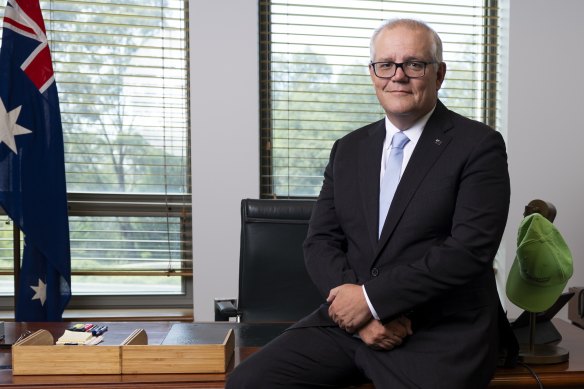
[13,223,20,316]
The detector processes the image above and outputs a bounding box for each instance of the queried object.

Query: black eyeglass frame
[369,61,437,79]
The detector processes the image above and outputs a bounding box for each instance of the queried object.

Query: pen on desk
[68,323,85,332]
[84,323,94,332]
[97,325,108,336]
[92,325,108,336]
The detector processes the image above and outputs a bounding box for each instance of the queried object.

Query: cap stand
[518,200,569,364]
[519,311,569,364]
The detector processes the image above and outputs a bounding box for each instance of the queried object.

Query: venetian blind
[260,0,499,198]
[0,0,191,294]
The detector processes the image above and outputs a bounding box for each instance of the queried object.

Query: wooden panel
[12,345,121,375]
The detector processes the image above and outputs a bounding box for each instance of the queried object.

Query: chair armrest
[214,298,239,321]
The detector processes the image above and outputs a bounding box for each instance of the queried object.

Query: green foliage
[45,0,188,287]
[268,37,489,197]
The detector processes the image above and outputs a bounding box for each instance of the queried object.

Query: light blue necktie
[378,131,410,238]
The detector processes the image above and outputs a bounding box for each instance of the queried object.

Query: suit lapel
[358,119,385,250]
[375,102,454,259]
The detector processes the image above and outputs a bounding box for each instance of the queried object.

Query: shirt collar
[383,107,436,149]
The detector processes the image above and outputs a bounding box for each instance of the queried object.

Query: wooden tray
[121,327,234,374]
[12,329,121,375]
[12,326,235,375]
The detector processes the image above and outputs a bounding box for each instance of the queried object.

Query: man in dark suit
[227,18,510,388]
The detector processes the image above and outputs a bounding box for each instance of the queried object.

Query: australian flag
[0,0,71,321]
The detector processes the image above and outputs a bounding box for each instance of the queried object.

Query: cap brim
[505,257,567,313]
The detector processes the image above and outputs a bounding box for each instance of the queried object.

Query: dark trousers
[226,326,424,389]
[226,324,496,389]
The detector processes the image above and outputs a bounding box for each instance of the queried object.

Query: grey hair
[369,18,443,64]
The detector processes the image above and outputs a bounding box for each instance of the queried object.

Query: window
[0,0,191,309]
[260,0,499,198]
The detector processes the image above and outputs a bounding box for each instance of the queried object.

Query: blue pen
[94,325,108,336]
[91,325,106,336]
[99,325,109,335]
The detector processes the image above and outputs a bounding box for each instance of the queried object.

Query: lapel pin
[434,138,442,145]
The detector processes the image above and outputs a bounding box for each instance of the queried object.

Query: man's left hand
[358,316,412,350]
[327,284,371,332]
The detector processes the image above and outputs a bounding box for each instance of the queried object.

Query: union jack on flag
[0,0,71,321]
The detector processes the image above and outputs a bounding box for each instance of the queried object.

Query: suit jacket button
[371,268,379,277]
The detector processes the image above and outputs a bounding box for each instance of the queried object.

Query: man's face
[369,25,446,130]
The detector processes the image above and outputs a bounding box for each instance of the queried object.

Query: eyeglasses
[370,61,436,79]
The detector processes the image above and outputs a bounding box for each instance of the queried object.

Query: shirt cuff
[362,284,380,320]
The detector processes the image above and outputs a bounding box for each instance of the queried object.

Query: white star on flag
[30,279,47,306]
[0,97,32,154]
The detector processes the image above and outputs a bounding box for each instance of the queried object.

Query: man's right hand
[357,316,413,351]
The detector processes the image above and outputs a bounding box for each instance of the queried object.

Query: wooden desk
[0,319,583,388]
[491,319,584,388]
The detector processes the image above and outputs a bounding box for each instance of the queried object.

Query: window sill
[0,308,194,322]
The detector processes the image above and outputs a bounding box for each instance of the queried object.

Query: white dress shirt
[363,108,435,320]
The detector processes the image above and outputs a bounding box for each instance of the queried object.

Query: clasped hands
[327,284,412,350]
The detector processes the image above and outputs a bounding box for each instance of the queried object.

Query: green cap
[506,213,573,313]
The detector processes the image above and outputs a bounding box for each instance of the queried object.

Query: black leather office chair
[215,198,324,322]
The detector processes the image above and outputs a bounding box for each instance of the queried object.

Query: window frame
[259,0,500,199]
[0,0,193,312]
[0,192,193,310]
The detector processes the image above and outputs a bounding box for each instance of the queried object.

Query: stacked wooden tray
[12,325,235,375]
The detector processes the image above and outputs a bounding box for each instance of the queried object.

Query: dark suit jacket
[297,100,510,388]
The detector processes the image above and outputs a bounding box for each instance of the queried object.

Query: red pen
[84,323,94,332]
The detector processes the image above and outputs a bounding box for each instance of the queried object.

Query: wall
[504,0,584,318]
[190,0,259,320]
[189,0,584,321]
